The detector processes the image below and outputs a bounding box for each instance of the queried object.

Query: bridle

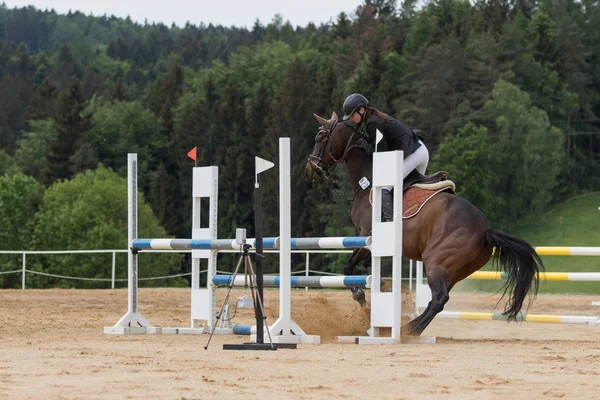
[308,119,374,181]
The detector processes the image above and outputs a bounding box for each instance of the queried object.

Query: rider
[342,93,430,221]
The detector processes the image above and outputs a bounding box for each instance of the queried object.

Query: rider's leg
[402,140,429,179]
[381,141,430,222]
[382,188,394,222]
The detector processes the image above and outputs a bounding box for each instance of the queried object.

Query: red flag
[187,147,197,165]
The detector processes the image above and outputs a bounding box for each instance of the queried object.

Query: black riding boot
[382,189,394,222]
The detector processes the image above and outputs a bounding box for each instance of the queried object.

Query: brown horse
[305,112,544,336]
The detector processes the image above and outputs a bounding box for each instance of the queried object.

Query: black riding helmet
[342,93,369,120]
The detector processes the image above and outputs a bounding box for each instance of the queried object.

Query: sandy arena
[1,288,600,399]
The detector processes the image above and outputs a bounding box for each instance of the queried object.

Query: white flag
[255,156,275,184]
[375,129,384,151]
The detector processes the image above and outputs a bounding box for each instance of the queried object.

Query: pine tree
[109,79,129,102]
[246,84,271,156]
[475,0,513,34]
[149,163,181,236]
[27,77,57,120]
[0,119,8,151]
[333,13,352,39]
[47,44,81,90]
[147,61,184,136]
[41,76,90,186]
[216,80,254,237]
[146,62,186,235]
[262,59,315,237]
[397,37,467,147]
[81,67,102,99]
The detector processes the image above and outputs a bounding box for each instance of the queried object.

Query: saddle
[402,170,456,218]
[403,170,452,192]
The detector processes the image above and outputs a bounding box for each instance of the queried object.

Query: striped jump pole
[132,236,371,251]
[533,247,600,256]
[291,237,371,249]
[468,271,600,281]
[438,311,600,326]
[132,237,279,251]
[233,324,264,335]
[212,274,372,288]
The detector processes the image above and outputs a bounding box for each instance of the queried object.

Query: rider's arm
[365,115,390,152]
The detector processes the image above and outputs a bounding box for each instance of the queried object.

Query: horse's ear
[313,113,330,128]
[331,111,339,121]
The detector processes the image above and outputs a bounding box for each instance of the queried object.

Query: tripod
[204,243,274,350]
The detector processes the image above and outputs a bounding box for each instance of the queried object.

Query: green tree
[397,37,467,146]
[217,80,253,238]
[28,166,183,288]
[0,173,43,288]
[432,123,504,224]
[262,58,316,237]
[146,62,186,236]
[147,60,184,136]
[86,98,166,190]
[41,76,90,185]
[0,149,19,176]
[27,77,57,120]
[14,119,57,180]
[482,80,565,229]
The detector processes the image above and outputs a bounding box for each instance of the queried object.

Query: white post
[391,154,403,341]
[409,259,413,292]
[188,165,221,334]
[191,196,201,330]
[104,153,152,334]
[415,261,430,313]
[268,137,319,344]
[111,251,116,289]
[353,150,403,344]
[305,252,309,292]
[276,137,292,335]
[127,154,136,315]
[21,253,26,290]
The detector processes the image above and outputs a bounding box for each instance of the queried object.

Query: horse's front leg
[344,247,371,306]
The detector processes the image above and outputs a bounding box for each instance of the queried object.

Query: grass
[454,192,600,294]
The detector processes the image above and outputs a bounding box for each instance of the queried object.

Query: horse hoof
[351,287,366,305]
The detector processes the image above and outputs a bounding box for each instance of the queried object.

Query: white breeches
[383,141,429,191]
[403,140,429,179]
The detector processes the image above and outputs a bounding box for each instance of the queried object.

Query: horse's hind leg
[405,266,449,336]
[344,247,370,306]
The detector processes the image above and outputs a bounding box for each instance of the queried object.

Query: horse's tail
[485,229,545,321]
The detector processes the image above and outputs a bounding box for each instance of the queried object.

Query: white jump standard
[104,154,157,334]
[335,148,405,344]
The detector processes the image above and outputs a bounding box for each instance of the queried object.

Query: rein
[308,120,373,182]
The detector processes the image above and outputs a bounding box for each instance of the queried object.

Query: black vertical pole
[254,183,264,344]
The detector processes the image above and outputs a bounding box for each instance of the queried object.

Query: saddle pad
[403,185,454,219]
[368,181,456,219]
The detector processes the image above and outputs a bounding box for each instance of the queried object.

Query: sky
[5,0,366,28]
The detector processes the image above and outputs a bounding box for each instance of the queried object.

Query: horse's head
[305,111,360,181]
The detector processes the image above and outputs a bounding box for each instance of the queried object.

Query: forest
[0,0,599,287]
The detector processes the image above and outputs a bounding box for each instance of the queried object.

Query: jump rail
[212,274,372,288]
[131,237,371,251]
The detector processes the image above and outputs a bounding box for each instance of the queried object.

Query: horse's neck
[345,150,373,195]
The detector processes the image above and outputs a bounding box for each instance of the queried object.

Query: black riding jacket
[363,114,422,159]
